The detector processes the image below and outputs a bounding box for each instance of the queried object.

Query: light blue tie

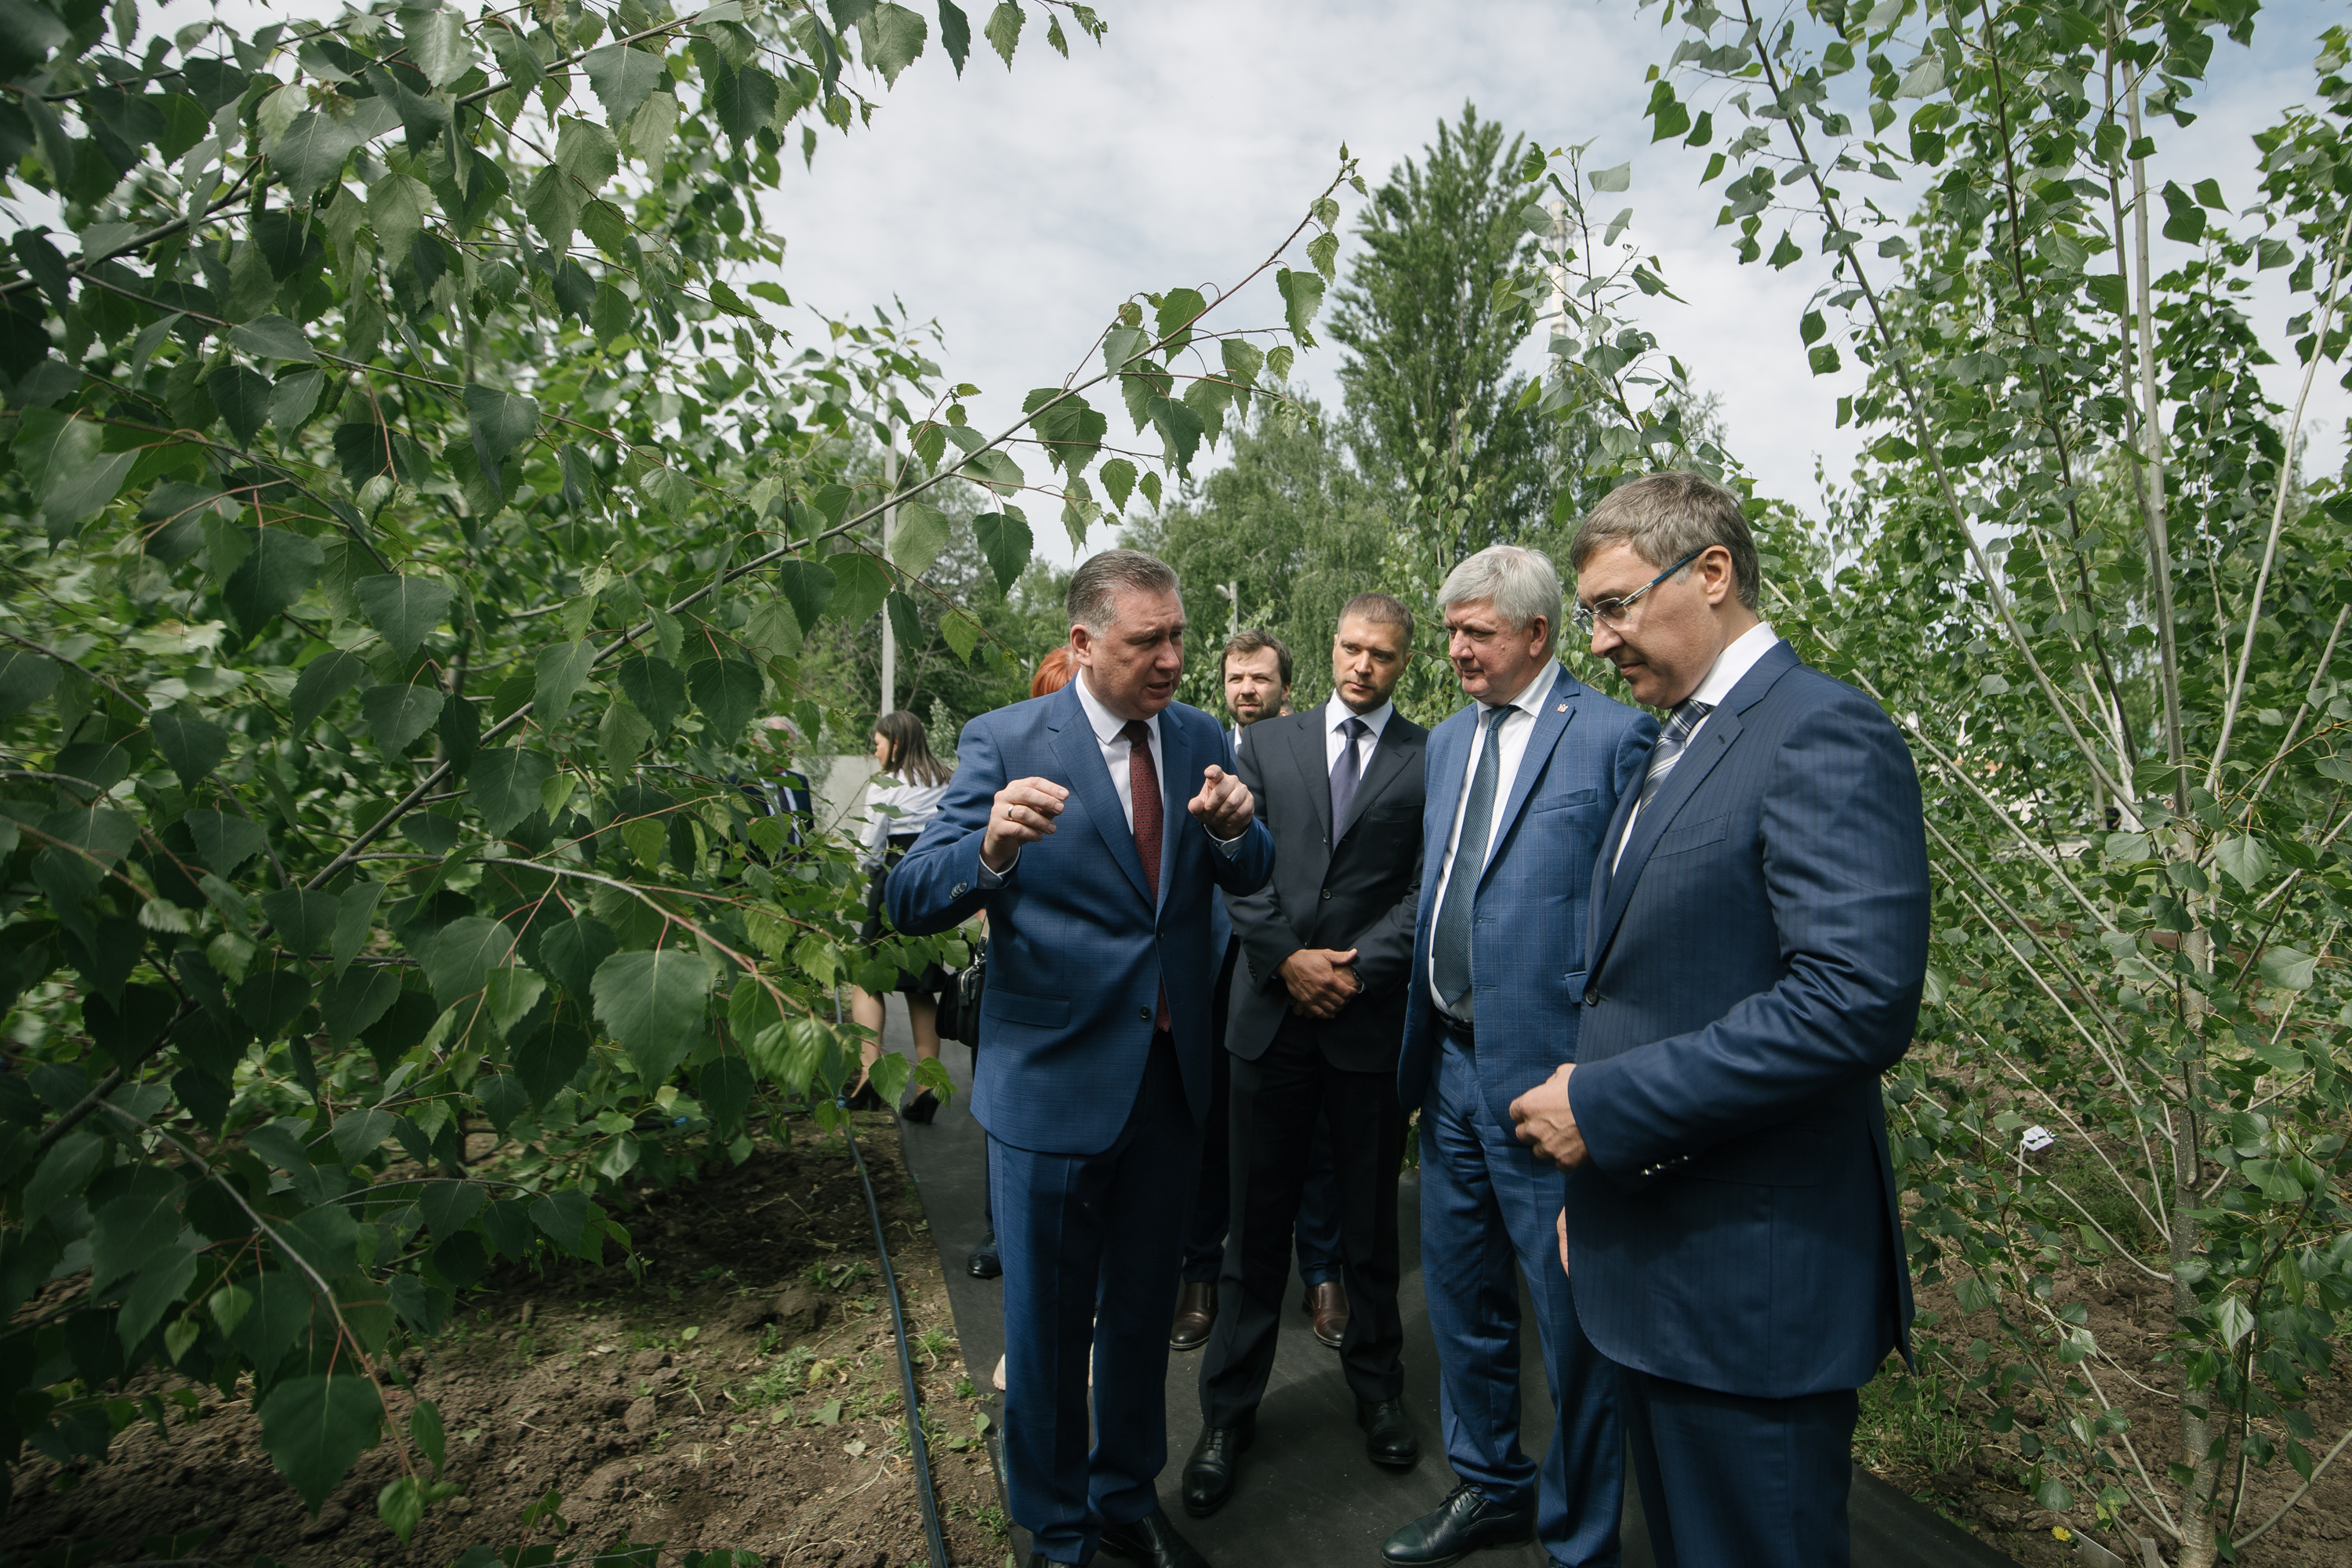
[1432,705,1508,1017]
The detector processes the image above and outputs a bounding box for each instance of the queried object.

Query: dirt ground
[1858,1255,2352,1566]
[2,1107,1008,1568]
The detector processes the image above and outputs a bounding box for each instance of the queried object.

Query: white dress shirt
[1323,692,1396,775]
[859,775,950,866]
[1425,661,1562,1010]
[1612,620,1778,872]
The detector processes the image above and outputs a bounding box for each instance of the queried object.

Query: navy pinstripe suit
[1566,639,1928,1567]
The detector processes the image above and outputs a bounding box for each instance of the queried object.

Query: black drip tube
[841,1118,952,1568]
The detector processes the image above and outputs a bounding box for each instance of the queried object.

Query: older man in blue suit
[888,550,1275,1568]
[1381,546,1656,1568]
[1511,470,1929,1568]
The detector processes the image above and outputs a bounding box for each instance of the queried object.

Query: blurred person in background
[738,714,815,849]
[845,711,954,1118]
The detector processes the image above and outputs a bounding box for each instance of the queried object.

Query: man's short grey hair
[1068,548,1181,633]
[1567,470,1760,612]
[1437,545,1563,656]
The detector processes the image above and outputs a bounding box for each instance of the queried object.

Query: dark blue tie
[1432,705,1507,1016]
[1330,717,1368,835]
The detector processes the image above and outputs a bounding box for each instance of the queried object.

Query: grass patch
[1855,1356,1976,1479]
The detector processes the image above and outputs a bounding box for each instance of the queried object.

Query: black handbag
[935,936,987,1046]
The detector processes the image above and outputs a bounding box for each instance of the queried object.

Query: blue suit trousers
[1421,1034,1623,1567]
[1617,1367,1859,1568]
[990,1033,1202,1565]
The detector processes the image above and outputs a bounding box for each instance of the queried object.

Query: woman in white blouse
[847,710,955,1121]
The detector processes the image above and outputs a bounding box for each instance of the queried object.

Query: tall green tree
[1129,394,1392,710]
[1330,104,1551,558]
[0,0,1356,1540]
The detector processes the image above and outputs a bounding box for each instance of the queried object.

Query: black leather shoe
[901,1087,940,1124]
[1357,1398,1418,1468]
[1380,1480,1534,1566]
[1097,1506,1210,1568]
[1181,1417,1255,1517]
[967,1233,1001,1279]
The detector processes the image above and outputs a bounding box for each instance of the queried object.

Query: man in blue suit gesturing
[1382,546,1656,1568]
[887,550,1274,1568]
[1512,471,1929,1567]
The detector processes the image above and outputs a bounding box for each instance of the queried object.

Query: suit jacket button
[1583,992,1601,1007]
[954,883,968,895]
[1138,1006,1150,1021]
[1321,889,1332,900]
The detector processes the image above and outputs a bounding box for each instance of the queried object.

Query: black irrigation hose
[842,1115,952,1568]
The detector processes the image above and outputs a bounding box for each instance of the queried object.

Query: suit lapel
[1284,716,1335,843]
[1339,720,1418,842]
[1480,666,1577,887]
[1588,641,1801,971]
[1048,689,1152,906]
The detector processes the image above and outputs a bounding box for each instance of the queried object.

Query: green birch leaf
[2215,835,2273,889]
[982,0,1020,65]
[1220,338,1263,385]
[273,112,362,197]
[1147,395,1205,476]
[151,709,229,789]
[292,649,368,731]
[889,499,949,576]
[592,948,713,1083]
[938,0,970,72]
[826,551,891,628]
[320,964,399,1045]
[539,915,617,1000]
[355,574,453,662]
[367,172,432,267]
[862,2,925,84]
[268,370,326,437]
[259,1375,384,1512]
[615,655,686,731]
[775,559,837,633]
[534,639,597,721]
[583,43,665,127]
[1154,286,1206,353]
[260,887,338,955]
[1275,267,1324,347]
[973,510,1032,590]
[426,916,516,1008]
[405,6,475,86]
[331,880,385,976]
[1588,161,1632,191]
[1098,457,1138,514]
[687,658,761,742]
[207,365,274,445]
[15,408,134,538]
[183,808,267,873]
[2259,945,2316,991]
[711,64,778,145]
[229,314,318,365]
[941,606,981,662]
[362,684,446,754]
[469,747,557,837]
[223,531,324,637]
[1023,389,1105,474]
[554,115,619,194]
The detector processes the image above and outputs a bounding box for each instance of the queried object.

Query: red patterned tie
[1121,719,1171,1030]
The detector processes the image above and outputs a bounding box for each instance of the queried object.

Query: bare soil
[1861,1261,2352,1566]
[2,1108,1008,1568]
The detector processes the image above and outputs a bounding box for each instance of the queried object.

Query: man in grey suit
[1185,593,1430,1515]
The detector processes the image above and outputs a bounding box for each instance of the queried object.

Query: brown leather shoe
[1169,1282,1217,1352]
[1305,1280,1348,1348]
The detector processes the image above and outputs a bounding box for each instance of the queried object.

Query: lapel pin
[1555,702,1568,713]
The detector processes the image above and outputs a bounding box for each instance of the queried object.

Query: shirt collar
[1075,667,1157,746]
[1687,622,1778,710]
[1324,691,1395,739]
[1484,659,1561,720]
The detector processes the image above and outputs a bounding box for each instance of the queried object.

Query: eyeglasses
[1571,549,1703,635]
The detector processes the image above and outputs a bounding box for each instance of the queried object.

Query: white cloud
[766,0,2350,563]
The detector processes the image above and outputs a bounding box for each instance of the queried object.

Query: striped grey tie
[1640,700,1715,812]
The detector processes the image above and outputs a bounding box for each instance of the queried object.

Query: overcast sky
[759,0,2350,567]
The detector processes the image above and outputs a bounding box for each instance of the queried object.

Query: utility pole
[1546,197,1570,362]
[880,416,897,717]
[1214,579,1239,637]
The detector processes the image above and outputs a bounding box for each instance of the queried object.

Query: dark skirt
[859,833,949,997]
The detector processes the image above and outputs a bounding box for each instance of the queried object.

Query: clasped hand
[1280,947,1360,1018]
[1508,1063,1588,1169]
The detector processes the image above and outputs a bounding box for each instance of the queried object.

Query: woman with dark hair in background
[846,710,955,1120]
